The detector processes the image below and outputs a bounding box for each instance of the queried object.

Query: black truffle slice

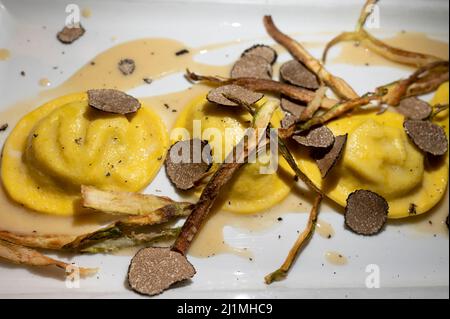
[404,120,448,156]
[345,190,389,236]
[207,85,264,107]
[128,247,196,296]
[231,55,273,80]
[314,134,347,178]
[241,44,278,65]
[88,89,141,114]
[165,139,213,191]
[293,126,335,149]
[280,60,320,90]
[57,24,85,44]
[280,97,306,118]
[397,97,432,120]
[118,59,136,76]
[281,113,297,129]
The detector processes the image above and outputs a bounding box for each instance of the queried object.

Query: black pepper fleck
[175,49,190,56]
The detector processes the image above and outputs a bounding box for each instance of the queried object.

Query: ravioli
[296,107,448,219]
[1,93,169,216]
[173,95,294,214]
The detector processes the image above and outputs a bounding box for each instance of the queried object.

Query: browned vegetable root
[65,203,192,250]
[299,86,328,121]
[0,192,193,252]
[82,185,182,215]
[186,70,338,109]
[0,231,75,250]
[263,15,359,100]
[322,0,443,68]
[0,239,97,277]
[279,94,380,139]
[265,195,322,284]
[378,61,449,106]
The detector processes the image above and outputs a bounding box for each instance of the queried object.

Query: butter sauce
[331,32,449,69]
[0,49,11,61]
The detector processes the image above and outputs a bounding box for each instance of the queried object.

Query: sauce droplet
[38,78,51,87]
[0,49,11,61]
[325,251,348,265]
[82,8,92,18]
[316,219,335,239]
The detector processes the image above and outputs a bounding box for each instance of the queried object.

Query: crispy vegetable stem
[186,70,338,109]
[356,0,378,32]
[0,197,192,252]
[263,15,358,100]
[280,93,380,140]
[0,231,76,250]
[430,104,449,119]
[299,94,380,131]
[0,239,97,277]
[322,0,443,68]
[300,85,328,121]
[79,228,182,253]
[65,203,192,250]
[378,61,449,106]
[82,185,186,215]
[276,136,322,195]
[265,194,322,284]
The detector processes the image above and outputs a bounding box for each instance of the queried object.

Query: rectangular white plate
[0,0,448,299]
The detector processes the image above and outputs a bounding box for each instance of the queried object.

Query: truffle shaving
[345,190,389,236]
[397,97,432,120]
[280,60,320,90]
[280,98,306,118]
[314,134,347,178]
[207,85,264,107]
[128,247,196,296]
[241,44,278,65]
[57,24,85,44]
[118,59,136,76]
[293,125,335,149]
[165,139,213,190]
[404,120,448,156]
[87,89,141,114]
[231,55,273,80]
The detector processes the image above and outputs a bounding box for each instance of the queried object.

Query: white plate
[0,0,448,299]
